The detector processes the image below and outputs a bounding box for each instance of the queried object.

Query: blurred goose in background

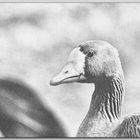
[50,40,140,137]
[0,78,67,137]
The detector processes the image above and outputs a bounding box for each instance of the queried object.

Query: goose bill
[50,64,85,86]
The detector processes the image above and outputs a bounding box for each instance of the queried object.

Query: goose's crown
[50,40,123,85]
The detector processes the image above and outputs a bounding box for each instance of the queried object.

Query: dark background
[0,3,139,136]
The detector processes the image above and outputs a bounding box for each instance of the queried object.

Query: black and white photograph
[0,2,139,138]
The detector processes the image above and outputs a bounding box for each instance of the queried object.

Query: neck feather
[88,74,125,122]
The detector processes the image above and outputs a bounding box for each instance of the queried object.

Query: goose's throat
[88,75,125,122]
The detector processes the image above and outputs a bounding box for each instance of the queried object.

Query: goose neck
[89,74,125,122]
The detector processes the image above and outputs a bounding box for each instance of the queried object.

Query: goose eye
[87,51,94,57]
[80,47,83,52]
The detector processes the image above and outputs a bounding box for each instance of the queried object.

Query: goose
[50,40,140,137]
[0,78,67,137]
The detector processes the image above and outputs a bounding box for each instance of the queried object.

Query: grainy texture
[0,3,140,136]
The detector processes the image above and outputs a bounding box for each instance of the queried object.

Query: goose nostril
[65,71,68,74]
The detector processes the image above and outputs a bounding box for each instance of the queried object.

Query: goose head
[50,40,122,86]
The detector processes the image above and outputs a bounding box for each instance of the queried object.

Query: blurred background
[0,3,139,137]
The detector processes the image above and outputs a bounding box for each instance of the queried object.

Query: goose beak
[50,63,85,86]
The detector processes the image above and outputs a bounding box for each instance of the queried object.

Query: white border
[0,0,140,3]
